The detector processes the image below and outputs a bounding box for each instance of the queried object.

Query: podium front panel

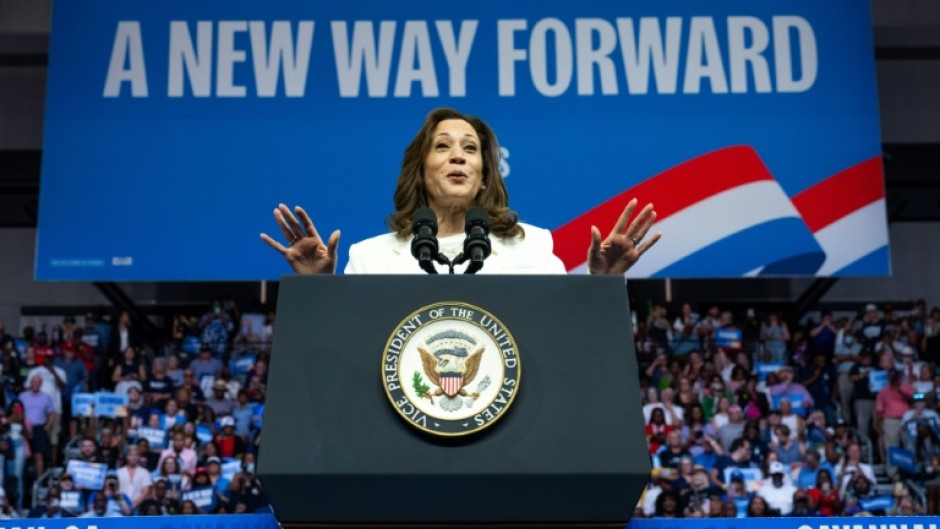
[260,275,649,525]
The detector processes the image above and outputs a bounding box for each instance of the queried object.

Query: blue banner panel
[38,0,886,280]
[14,514,940,528]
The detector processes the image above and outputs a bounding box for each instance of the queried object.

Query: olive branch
[412,371,431,399]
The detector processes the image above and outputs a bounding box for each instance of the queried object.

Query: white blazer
[344,222,566,275]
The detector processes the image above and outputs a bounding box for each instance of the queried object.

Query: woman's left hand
[587,198,661,275]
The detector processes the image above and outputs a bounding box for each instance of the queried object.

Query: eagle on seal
[418,336,485,412]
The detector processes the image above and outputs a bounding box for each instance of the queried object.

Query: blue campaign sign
[66,459,108,490]
[869,370,888,393]
[182,486,218,512]
[196,424,214,445]
[755,362,784,381]
[72,392,96,417]
[715,328,742,349]
[888,446,917,474]
[95,391,129,418]
[38,0,886,280]
[772,394,805,414]
[137,426,168,449]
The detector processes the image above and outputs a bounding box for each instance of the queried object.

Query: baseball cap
[730,470,745,482]
[865,303,877,311]
[219,416,235,428]
[206,456,222,465]
[769,462,785,475]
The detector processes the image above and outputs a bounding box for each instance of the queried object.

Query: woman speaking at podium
[260,108,660,275]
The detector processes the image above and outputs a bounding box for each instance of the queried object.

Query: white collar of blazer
[385,235,506,274]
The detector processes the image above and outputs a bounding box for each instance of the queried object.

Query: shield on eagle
[439,372,464,397]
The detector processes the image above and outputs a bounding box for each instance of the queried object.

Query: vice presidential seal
[382,302,520,437]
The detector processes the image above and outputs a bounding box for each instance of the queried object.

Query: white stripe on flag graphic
[620,181,802,277]
[813,199,888,275]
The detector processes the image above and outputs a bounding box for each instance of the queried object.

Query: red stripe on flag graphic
[790,157,884,233]
[551,146,775,270]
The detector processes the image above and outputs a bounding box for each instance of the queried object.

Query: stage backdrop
[37,0,887,280]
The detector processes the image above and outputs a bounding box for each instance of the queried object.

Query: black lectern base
[262,276,648,527]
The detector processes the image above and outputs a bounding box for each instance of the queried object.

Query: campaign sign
[71,393,96,417]
[137,426,168,449]
[222,458,243,481]
[182,486,217,512]
[38,0,886,280]
[754,363,784,381]
[66,459,108,490]
[722,467,763,491]
[858,495,894,512]
[869,370,888,393]
[196,424,214,445]
[230,353,257,376]
[59,490,82,513]
[715,328,742,349]
[771,394,804,415]
[95,392,129,418]
[888,446,917,474]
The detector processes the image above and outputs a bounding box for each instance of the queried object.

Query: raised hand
[260,204,340,274]
[587,198,661,276]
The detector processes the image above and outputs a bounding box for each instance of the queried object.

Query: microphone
[411,207,439,274]
[463,206,491,275]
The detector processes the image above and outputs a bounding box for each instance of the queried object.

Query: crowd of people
[634,300,940,518]
[1,297,938,519]
[0,299,273,518]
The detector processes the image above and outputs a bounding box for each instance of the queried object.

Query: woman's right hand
[260,204,341,275]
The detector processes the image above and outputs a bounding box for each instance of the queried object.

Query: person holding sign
[261,108,660,276]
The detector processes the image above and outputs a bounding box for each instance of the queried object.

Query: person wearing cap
[875,369,914,478]
[641,467,676,516]
[190,345,223,383]
[757,461,797,515]
[205,379,237,417]
[902,391,940,451]
[857,303,885,351]
[214,416,246,458]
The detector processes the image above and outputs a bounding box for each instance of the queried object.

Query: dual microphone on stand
[410,206,491,275]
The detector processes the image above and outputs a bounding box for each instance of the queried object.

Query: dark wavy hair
[387,108,523,240]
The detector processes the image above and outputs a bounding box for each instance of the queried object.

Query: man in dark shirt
[710,438,754,489]
[658,430,692,469]
[849,350,876,439]
[143,357,175,409]
[857,304,885,351]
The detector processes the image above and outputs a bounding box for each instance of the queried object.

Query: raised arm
[586,199,661,276]
[260,204,341,274]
